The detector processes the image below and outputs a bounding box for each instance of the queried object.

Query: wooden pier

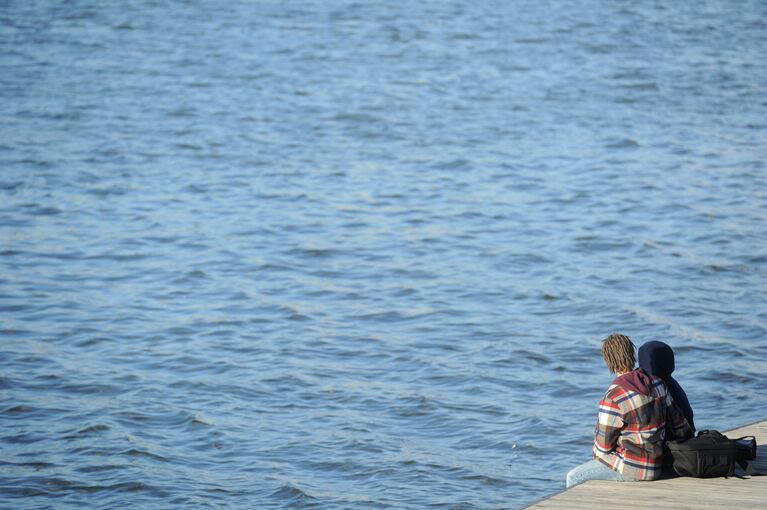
[524,420,767,510]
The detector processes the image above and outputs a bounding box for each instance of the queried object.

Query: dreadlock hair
[601,333,636,374]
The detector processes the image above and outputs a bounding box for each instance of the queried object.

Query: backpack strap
[698,429,727,439]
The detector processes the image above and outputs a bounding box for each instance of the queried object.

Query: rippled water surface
[2,1,766,508]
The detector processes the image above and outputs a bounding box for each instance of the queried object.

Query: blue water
[1,1,766,508]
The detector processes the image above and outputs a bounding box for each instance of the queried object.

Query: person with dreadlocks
[566,334,692,487]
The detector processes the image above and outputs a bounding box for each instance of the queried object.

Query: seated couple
[566,334,695,487]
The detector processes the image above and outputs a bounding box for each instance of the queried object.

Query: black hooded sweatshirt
[638,340,695,433]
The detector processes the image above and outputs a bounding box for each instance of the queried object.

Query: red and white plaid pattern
[592,371,691,480]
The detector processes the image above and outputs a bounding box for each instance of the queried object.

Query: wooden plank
[524,420,767,510]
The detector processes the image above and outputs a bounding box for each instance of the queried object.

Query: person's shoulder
[602,383,625,402]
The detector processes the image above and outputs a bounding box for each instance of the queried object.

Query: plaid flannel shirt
[593,370,691,481]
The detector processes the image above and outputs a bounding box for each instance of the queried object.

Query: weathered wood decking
[524,420,767,510]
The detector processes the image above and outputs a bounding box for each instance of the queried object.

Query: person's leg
[566,459,624,488]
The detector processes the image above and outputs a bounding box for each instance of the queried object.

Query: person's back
[638,340,695,433]
[594,368,682,480]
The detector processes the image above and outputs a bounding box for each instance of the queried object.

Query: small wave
[357,311,407,322]
[0,304,29,312]
[433,159,471,171]
[2,404,34,415]
[0,180,23,191]
[23,205,62,216]
[618,82,659,91]
[60,383,120,396]
[63,424,110,438]
[332,112,381,124]
[286,247,339,259]
[76,463,125,474]
[270,483,317,504]
[86,186,127,198]
[460,472,508,487]
[88,481,164,494]
[120,448,169,463]
[613,95,640,104]
[1,432,44,444]
[701,371,753,385]
[167,107,197,118]
[75,336,111,347]
[583,43,615,54]
[449,32,481,41]
[171,269,210,284]
[0,460,55,470]
[701,263,749,274]
[0,485,54,497]
[189,414,213,427]
[84,253,150,262]
[603,137,640,149]
[261,374,311,388]
[509,348,552,365]
[515,37,549,44]
[572,236,632,253]
[174,142,207,150]
[391,395,435,417]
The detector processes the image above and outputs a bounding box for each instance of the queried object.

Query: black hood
[638,340,675,379]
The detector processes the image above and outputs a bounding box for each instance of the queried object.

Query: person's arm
[592,394,623,462]
[666,392,692,440]
[668,378,695,434]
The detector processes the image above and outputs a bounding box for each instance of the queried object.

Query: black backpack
[665,429,760,478]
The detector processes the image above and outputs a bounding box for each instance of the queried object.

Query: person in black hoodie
[566,334,692,487]
[638,340,695,433]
